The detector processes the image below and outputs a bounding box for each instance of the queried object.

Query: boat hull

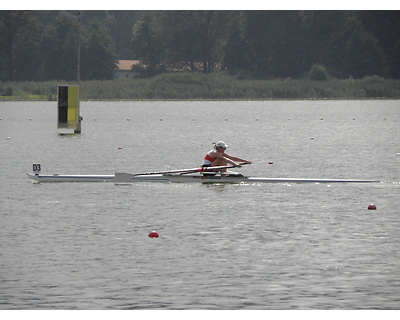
[114,173,378,184]
[26,172,114,182]
[27,172,378,184]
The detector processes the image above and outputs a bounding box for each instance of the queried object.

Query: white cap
[215,141,228,148]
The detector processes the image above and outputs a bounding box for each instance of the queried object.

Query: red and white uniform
[203,150,217,166]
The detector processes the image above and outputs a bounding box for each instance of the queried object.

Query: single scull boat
[26,163,378,184]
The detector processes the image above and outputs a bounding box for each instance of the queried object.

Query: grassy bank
[1,73,400,101]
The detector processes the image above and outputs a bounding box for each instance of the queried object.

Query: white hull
[27,172,378,184]
[27,172,114,182]
[114,172,378,184]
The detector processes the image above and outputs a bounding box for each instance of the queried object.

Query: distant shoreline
[1,98,398,102]
[1,73,400,101]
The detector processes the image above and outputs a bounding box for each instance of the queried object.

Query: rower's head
[214,141,228,150]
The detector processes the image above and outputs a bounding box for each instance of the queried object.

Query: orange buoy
[148,231,159,238]
[368,204,377,210]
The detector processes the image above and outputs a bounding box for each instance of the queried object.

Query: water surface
[1,100,399,309]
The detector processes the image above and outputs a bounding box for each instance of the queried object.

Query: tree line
[1,10,399,82]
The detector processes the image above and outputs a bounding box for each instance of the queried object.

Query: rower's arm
[224,153,251,164]
[212,151,238,166]
[224,157,240,166]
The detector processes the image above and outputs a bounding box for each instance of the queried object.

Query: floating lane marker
[148,231,159,238]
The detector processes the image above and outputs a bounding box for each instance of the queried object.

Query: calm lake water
[1,100,399,310]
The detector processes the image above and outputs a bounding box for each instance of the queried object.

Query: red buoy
[148,231,159,238]
[368,204,377,210]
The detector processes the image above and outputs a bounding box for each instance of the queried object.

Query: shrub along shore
[1,73,400,101]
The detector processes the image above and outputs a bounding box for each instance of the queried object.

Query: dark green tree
[341,16,386,78]
[300,11,349,78]
[358,11,400,78]
[131,13,164,76]
[240,11,274,78]
[195,10,229,73]
[268,11,307,78]
[391,40,400,78]
[222,13,247,73]
[308,63,329,81]
[157,11,202,71]
[37,12,118,81]
[13,32,43,81]
[3,10,400,81]
[133,11,229,74]
[38,11,79,80]
[109,11,140,59]
[0,11,40,81]
[241,11,307,78]
[81,18,118,80]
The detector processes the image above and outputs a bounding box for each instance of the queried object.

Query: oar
[130,162,251,177]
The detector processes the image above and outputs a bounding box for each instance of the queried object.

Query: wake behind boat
[26,163,379,184]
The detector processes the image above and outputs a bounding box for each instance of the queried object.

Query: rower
[201,141,251,174]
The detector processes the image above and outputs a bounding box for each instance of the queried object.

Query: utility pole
[74,12,82,133]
